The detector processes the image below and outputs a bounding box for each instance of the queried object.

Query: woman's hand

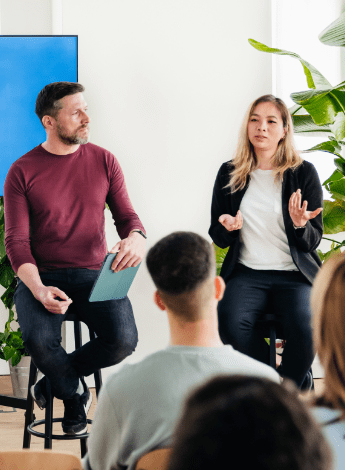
[289,189,323,228]
[219,211,243,232]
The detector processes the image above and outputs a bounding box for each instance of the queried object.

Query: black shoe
[62,379,92,435]
[30,375,48,410]
[301,368,314,391]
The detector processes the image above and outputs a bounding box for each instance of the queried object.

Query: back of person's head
[35,81,85,124]
[311,253,345,409]
[146,232,216,321]
[168,375,332,470]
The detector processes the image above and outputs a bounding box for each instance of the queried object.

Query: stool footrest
[27,417,92,440]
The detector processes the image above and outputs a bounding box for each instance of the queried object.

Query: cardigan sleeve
[291,162,323,253]
[208,163,240,249]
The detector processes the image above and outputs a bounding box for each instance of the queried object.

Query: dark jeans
[218,263,314,387]
[14,268,138,400]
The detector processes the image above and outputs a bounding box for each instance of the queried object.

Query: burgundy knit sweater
[4,143,145,273]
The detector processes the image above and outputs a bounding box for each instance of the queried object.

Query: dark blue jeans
[218,263,314,387]
[14,268,138,400]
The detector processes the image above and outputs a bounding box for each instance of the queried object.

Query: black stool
[256,312,285,369]
[22,313,102,457]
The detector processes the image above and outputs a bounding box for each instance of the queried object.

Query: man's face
[54,92,90,145]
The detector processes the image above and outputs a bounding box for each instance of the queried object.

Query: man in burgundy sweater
[4,82,146,435]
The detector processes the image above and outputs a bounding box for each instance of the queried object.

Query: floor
[0,375,325,459]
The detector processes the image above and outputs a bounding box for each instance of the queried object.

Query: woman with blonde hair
[311,253,345,469]
[209,94,323,388]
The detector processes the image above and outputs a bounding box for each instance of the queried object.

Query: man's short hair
[35,81,85,124]
[146,232,215,319]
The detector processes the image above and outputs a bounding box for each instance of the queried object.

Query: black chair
[22,313,102,458]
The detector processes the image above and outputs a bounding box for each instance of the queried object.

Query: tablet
[89,253,141,302]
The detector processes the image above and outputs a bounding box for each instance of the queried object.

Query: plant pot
[9,356,31,398]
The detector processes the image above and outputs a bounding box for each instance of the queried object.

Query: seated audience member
[83,232,279,470]
[168,375,332,470]
[310,253,345,470]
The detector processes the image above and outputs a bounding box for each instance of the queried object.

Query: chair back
[135,448,172,470]
[0,450,82,470]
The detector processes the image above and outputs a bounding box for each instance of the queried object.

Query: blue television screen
[0,35,78,195]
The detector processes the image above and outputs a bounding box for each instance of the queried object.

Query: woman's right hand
[218,211,243,231]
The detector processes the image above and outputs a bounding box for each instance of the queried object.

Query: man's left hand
[110,231,146,272]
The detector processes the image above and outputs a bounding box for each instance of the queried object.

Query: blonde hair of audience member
[311,253,345,410]
[224,94,303,193]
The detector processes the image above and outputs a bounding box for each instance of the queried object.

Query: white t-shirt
[238,168,297,270]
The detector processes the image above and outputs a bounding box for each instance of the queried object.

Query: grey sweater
[83,344,279,470]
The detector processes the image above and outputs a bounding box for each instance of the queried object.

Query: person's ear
[215,276,225,302]
[42,115,55,130]
[154,291,166,311]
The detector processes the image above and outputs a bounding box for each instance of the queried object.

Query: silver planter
[9,356,31,398]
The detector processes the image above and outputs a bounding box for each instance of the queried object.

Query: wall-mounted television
[0,35,78,196]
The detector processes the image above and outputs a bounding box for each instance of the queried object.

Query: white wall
[0,0,273,378]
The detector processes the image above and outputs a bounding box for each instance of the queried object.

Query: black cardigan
[209,160,323,285]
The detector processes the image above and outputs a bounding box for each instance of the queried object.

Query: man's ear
[154,291,166,311]
[215,276,225,302]
[42,115,55,130]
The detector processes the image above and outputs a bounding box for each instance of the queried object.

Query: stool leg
[74,321,82,349]
[269,324,276,369]
[44,379,53,449]
[88,328,103,397]
[23,359,37,448]
[80,437,88,457]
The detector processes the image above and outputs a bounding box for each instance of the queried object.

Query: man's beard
[57,123,89,145]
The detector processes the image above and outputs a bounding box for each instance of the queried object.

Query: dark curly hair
[168,375,331,470]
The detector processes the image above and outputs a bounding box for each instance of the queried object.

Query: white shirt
[238,168,297,270]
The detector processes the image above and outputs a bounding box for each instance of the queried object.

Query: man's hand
[34,286,72,314]
[289,189,323,228]
[110,231,146,272]
[219,211,243,232]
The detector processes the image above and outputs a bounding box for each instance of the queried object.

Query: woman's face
[247,102,287,155]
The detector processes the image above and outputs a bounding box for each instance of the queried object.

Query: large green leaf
[323,200,345,233]
[0,264,15,288]
[0,231,6,264]
[302,141,341,157]
[328,179,345,201]
[291,84,345,127]
[248,39,331,89]
[323,169,343,187]
[213,243,229,276]
[292,114,331,133]
[335,157,345,176]
[330,112,345,141]
[319,11,345,47]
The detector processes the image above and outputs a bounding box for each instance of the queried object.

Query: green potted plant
[0,196,30,397]
[247,11,345,261]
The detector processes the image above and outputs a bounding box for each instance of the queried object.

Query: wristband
[130,230,147,239]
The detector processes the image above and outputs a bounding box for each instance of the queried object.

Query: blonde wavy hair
[311,253,345,411]
[225,94,303,193]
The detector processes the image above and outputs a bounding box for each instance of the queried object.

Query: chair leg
[44,379,53,450]
[80,437,88,458]
[23,360,37,448]
[74,321,83,349]
[269,323,277,369]
[88,328,103,396]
